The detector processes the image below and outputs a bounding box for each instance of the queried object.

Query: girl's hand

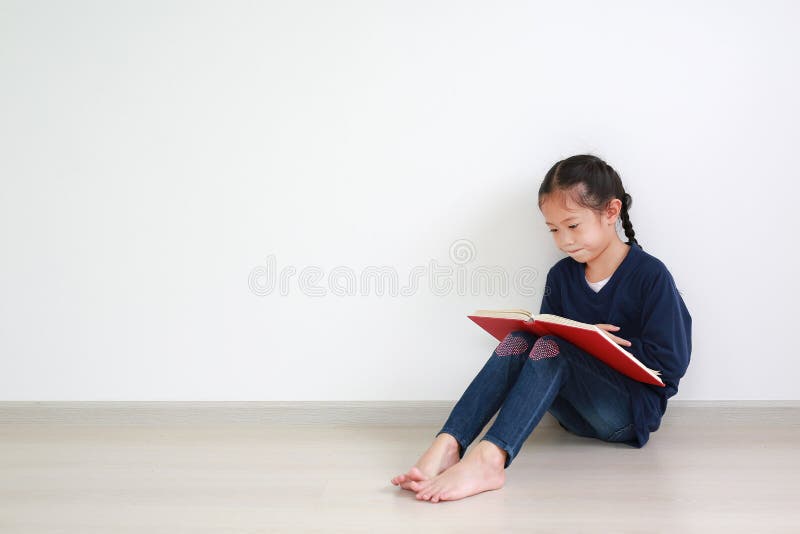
[595,324,632,347]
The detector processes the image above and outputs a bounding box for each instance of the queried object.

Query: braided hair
[538,154,639,248]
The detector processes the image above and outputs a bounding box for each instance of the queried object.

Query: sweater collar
[574,241,642,297]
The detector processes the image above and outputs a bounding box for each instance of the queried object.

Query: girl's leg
[547,395,599,438]
[435,330,540,459]
[480,334,637,468]
[546,341,637,444]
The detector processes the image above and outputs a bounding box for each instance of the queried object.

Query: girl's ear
[605,198,622,225]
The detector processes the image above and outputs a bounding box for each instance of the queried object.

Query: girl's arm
[626,268,692,394]
[539,267,563,316]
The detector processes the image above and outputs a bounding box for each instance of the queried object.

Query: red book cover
[468,311,664,387]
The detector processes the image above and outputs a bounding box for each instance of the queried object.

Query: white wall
[1,0,797,401]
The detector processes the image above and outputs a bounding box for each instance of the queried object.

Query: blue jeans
[436,330,638,468]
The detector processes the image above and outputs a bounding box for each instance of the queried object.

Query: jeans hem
[435,427,468,459]
[480,434,514,469]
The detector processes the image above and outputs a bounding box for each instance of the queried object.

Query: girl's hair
[537,154,639,247]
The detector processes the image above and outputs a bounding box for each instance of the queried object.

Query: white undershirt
[586,274,612,293]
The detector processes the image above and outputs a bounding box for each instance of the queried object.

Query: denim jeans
[436,330,637,468]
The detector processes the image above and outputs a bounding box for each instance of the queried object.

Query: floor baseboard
[1,400,798,427]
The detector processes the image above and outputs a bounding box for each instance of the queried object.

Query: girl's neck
[584,238,631,282]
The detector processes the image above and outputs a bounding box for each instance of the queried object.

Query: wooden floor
[1,403,798,533]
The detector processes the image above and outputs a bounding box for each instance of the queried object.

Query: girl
[391,154,692,503]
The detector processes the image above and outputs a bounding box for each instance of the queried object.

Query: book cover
[468,310,664,387]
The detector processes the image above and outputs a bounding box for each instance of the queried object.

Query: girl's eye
[549,224,579,233]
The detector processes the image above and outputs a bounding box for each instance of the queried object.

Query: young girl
[391,154,692,503]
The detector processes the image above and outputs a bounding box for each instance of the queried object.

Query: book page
[468,310,663,379]
[534,313,594,330]
[472,309,532,320]
[536,314,662,376]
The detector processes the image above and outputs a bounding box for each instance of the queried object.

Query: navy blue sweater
[539,241,692,447]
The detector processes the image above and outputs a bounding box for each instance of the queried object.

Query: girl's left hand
[595,324,632,347]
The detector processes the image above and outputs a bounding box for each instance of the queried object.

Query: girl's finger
[610,333,632,346]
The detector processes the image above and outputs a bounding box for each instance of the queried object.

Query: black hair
[537,154,639,248]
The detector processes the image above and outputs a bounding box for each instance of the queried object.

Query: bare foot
[391,433,462,491]
[407,440,507,503]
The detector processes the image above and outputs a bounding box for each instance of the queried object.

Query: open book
[468,309,664,387]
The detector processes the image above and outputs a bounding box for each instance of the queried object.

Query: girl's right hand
[595,324,632,347]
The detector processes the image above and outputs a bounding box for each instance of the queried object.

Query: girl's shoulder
[631,246,684,294]
[634,245,669,274]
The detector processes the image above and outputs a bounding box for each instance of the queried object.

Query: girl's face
[540,189,622,262]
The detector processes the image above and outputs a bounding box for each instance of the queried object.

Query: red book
[468,309,664,387]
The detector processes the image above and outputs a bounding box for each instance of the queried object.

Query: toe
[418,484,437,501]
[409,479,431,492]
[400,479,415,490]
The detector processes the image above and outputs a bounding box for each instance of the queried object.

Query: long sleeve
[626,267,693,398]
[539,268,563,316]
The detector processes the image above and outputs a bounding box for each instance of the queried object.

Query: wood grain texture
[1,401,798,533]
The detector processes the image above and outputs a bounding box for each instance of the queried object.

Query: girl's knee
[495,332,532,356]
[528,335,561,361]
